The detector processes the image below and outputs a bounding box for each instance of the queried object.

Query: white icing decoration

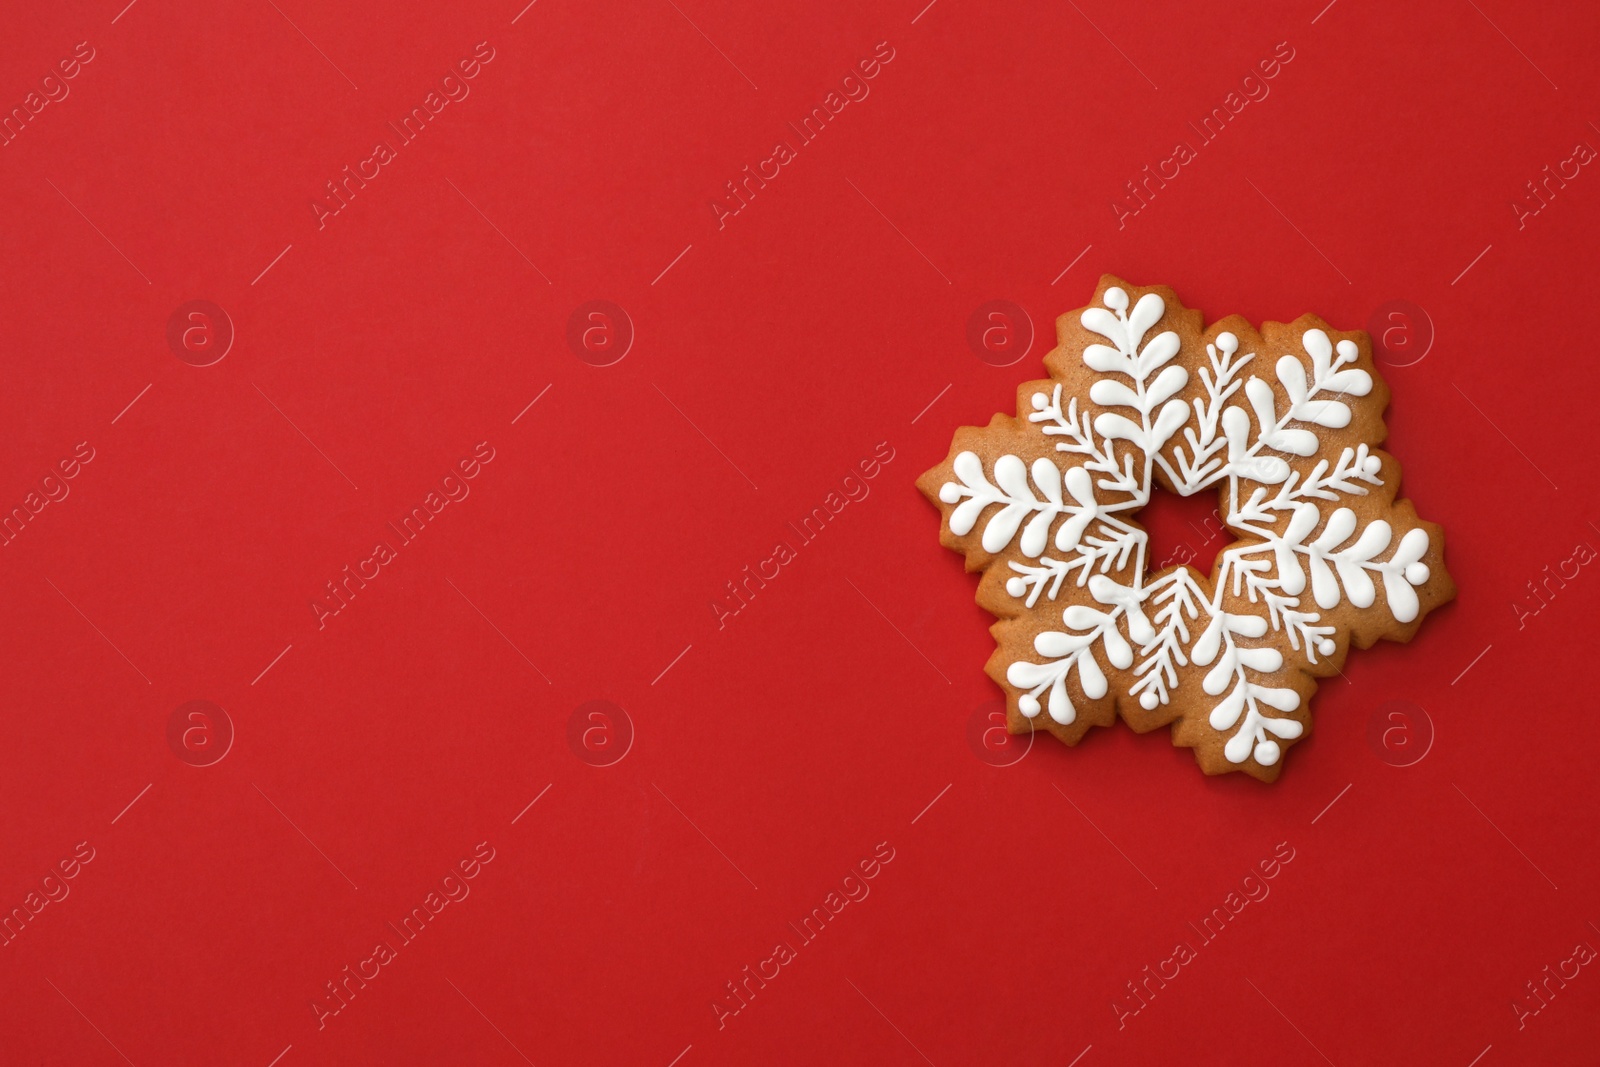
[938,287,1434,765]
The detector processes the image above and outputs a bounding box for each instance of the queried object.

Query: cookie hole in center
[1138,487,1229,577]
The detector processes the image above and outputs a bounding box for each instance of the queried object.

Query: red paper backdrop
[1,0,1597,1064]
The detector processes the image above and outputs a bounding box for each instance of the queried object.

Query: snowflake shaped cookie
[918,277,1455,782]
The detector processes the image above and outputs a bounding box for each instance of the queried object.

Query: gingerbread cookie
[918,276,1454,781]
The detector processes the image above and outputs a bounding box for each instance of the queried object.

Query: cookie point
[938,482,961,504]
[1405,562,1430,585]
[1005,577,1026,597]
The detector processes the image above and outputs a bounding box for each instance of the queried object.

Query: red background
[1,0,1597,1064]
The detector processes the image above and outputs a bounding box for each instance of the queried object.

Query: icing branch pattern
[933,285,1439,769]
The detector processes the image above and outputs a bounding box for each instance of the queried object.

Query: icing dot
[1104,287,1128,311]
[1406,562,1430,585]
[1018,694,1041,718]
[1336,339,1359,360]
[1363,455,1381,475]
[1139,691,1159,710]
[939,483,961,504]
[1318,638,1336,656]
[1255,739,1281,766]
[1005,577,1026,597]
[1031,392,1048,410]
